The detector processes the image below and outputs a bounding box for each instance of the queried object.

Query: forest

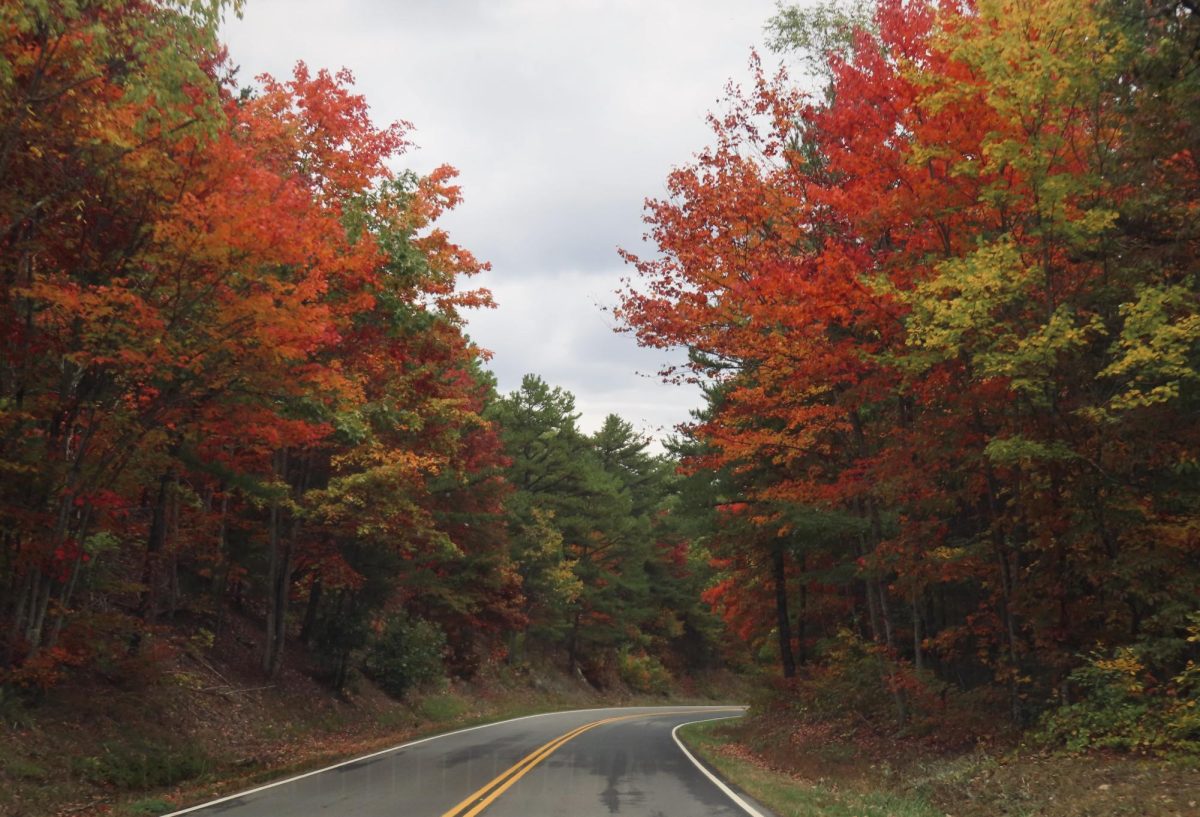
[2,0,1199,767]
[0,0,720,705]
[618,0,1200,750]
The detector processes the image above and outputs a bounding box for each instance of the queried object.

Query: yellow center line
[438,714,634,817]
[439,708,741,817]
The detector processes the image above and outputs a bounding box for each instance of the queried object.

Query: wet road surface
[164,705,773,817]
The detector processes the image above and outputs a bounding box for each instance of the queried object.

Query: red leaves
[619,0,1200,703]
[0,9,508,687]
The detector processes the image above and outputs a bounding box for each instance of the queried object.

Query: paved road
[165,705,773,817]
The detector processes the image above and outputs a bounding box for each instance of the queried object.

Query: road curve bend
[163,705,774,817]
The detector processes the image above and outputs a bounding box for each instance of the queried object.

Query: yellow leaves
[1100,282,1200,413]
[906,140,954,169]
[929,545,959,561]
[1072,206,1119,239]
[945,0,1125,113]
[985,435,1077,465]
[982,305,1104,400]
[903,229,1116,407]
[330,442,443,478]
[904,238,1031,366]
[1093,652,1144,679]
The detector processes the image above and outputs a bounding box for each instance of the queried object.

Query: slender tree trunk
[263,452,281,675]
[6,567,34,662]
[796,556,807,667]
[334,591,356,693]
[47,505,92,649]
[987,477,1022,722]
[27,491,76,650]
[863,573,882,643]
[567,609,582,678]
[211,491,229,637]
[131,469,173,654]
[262,453,292,678]
[772,542,796,679]
[263,450,304,679]
[299,578,322,646]
[912,589,924,673]
[25,571,52,649]
[865,497,896,651]
[167,470,181,621]
[859,467,902,724]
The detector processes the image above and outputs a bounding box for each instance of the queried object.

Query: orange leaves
[1,7,504,687]
[251,63,411,205]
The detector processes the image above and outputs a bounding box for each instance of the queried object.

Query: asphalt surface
[166,705,774,817]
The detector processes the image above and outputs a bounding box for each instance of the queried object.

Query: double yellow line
[440,709,731,817]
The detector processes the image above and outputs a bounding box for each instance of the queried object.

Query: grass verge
[676,719,942,817]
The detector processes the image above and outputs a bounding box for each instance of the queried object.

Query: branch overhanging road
[164,705,776,817]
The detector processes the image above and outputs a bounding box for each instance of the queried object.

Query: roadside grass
[678,715,1200,817]
[415,690,471,722]
[677,719,942,817]
[125,797,175,816]
[72,738,213,791]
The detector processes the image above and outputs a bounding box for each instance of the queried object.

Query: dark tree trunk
[299,578,322,646]
[131,469,173,654]
[796,571,807,667]
[772,542,796,679]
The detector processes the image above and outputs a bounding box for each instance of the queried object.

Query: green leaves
[1100,281,1200,413]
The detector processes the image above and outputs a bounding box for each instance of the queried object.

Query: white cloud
[222,0,780,442]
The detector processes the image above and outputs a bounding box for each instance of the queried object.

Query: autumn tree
[0,0,507,694]
[619,0,1200,732]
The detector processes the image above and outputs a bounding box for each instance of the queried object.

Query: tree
[617,0,1200,728]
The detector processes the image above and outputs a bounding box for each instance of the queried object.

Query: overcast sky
[222,0,783,443]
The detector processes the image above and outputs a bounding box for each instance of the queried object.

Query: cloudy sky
[222,0,783,442]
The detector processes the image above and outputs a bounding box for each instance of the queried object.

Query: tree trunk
[263,449,306,679]
[167,470,181,621]
[131,469,173,654]
[299,578,322,646]
[211,491,230,637]
[567,609,582,677]
[796,557,807,667]
[262,464,291,678]
[772,542,796,679]
[912,589,924,673]
[6,567,34,663]
[47,505,93,649]
[972,406,1023,723]
[24,571,51,649]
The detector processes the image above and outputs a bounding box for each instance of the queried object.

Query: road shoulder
[675,719,942,817]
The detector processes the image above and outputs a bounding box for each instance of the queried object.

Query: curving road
[164,705,774,817]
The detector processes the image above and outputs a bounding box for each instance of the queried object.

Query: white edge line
[161,704,742,816]
[671,712,768,817]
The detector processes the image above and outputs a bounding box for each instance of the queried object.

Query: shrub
[1036,628,1200,755]
[72,739,210,789]
[617,648,673,695]
[363,615,447,698]
[793,628,900,726]
[1035,648,1158,753]
[777,629,969,741]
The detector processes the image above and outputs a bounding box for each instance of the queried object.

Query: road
[164,705,773,817]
